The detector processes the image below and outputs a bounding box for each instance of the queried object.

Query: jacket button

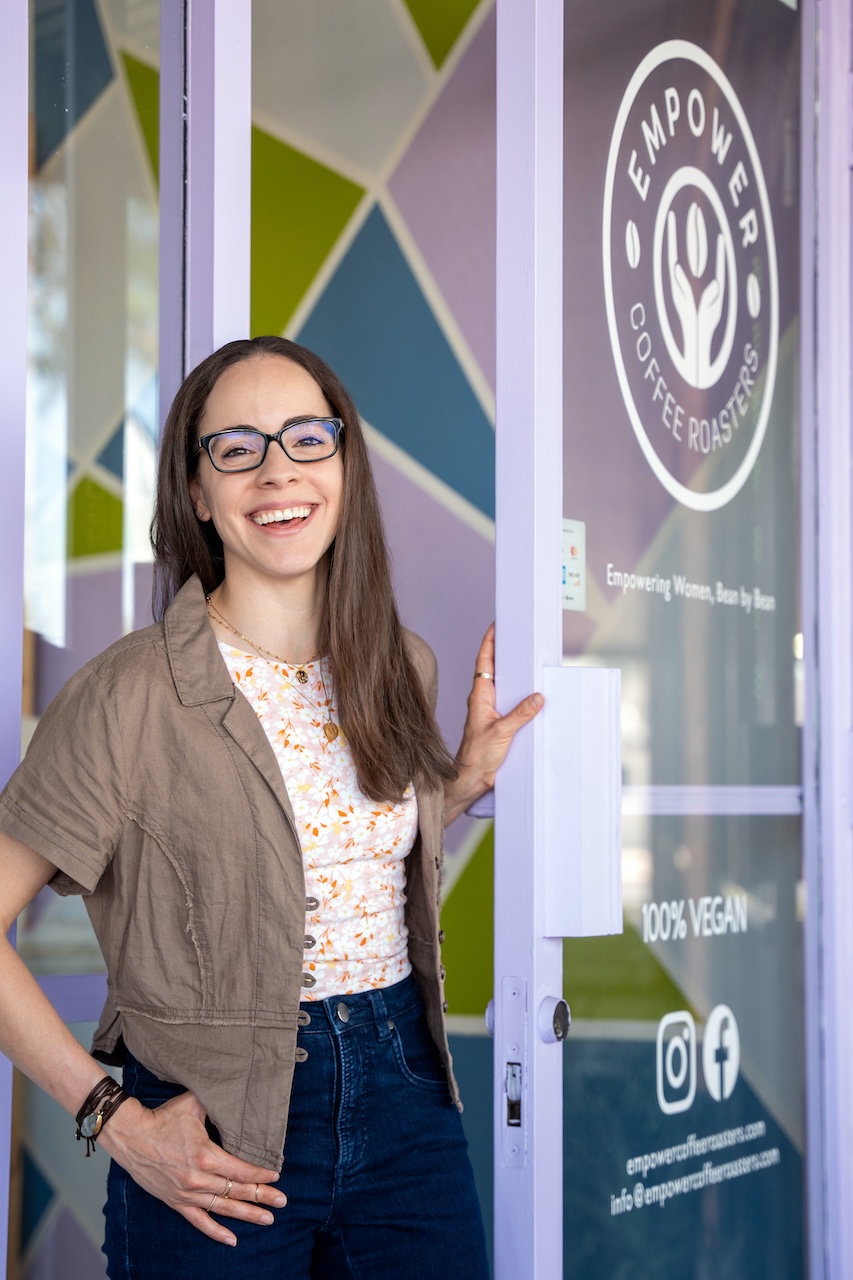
[439,965,446,981]
[301,973,316,988]
[434,856,440,870]
[304,935,316,949]
[305,896,320,911]
[438,930,445,944]
[442,1000,449,1013]
[295,1047,308,1063]
[297,1009,311,1026]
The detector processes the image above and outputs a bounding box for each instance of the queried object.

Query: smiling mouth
[250,506,313,526]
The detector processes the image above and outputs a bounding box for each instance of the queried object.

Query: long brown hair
[151,335,456,801]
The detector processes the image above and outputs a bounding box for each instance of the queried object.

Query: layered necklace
[206,595,339,741]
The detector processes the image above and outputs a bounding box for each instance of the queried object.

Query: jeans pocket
[123,1054,186,1109]
[389,1007,450,1093]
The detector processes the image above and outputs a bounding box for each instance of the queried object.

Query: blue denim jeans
[103,975,490,1278]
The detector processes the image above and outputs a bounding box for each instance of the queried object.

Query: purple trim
[160,0,252,428]
[806,1,853,1276]
[184,0,251,369]
[799,7,822,1276]
[494,1,565,1274]
[0,0,28,1266]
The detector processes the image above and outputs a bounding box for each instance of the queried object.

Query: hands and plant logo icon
[666,204,726,388]
[603,41,778,511]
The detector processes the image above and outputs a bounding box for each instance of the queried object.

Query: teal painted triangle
[298,206,495,519]
[21,1148,55,1251]
[34,0,114,167]
[96,421,125,480]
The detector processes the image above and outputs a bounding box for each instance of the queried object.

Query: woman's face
[189,355,344,594]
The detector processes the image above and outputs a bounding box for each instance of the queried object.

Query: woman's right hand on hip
[99,1088,286,1247]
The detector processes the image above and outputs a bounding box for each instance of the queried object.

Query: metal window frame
[803,0,853,1277]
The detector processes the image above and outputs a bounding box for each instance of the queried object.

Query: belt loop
[369,988,393,1040]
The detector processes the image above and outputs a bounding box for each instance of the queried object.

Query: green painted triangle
[251,127,364,337]
[563,930,694,1023]
[118,62,363,337]
[68,476,123,557]
[441,822,692,1022]
[441,824,494,1018]
[122,53,159,181]
[403,0,479,69]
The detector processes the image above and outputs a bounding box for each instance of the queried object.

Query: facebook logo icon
[701,1004,740,1102]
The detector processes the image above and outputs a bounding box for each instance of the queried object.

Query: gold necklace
[206,596,318,682]
[206,596,338,741]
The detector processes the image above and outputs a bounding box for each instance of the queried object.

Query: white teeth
[251,506,312,525]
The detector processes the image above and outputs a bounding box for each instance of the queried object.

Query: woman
[0,336,541,1278]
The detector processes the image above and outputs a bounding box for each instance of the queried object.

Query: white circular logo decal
[603,42,778,511]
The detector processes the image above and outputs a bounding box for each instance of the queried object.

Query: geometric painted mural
[402,0,482,67]
[20,3,502,1273]
[33,0,114,167]
[120,53,159,180]
[251,128,365,337]
[66,477,123,559]
[299,206,496,518]
[390,10,498,390]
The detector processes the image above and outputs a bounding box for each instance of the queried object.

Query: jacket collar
[164,575,236,706]
[164,575,299,834]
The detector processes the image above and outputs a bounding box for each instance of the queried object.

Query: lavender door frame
[494,1,566,1275]
[0,0,29,1266]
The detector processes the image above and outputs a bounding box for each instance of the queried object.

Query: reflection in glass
[20,0,160,977]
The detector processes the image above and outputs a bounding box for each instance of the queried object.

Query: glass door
[560,2,804,1274]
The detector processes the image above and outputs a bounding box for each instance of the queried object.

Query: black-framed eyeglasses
[194,417,344,472]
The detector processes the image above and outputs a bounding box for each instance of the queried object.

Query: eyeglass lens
[208,420,337,470]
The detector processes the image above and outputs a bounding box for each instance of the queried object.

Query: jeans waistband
[299,973,423,1036]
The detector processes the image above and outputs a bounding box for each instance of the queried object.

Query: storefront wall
[1,1,851,1276]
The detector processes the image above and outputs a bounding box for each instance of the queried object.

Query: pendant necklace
[206,595,339,741]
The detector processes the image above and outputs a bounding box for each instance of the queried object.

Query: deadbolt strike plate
[501,975,526,1168]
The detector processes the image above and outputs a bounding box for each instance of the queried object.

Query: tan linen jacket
[0,576,456,1169]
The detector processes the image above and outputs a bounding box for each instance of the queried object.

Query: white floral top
[219,644,417,1000]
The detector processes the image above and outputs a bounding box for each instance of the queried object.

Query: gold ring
[474,671,493,681]
[254,1183,261,1203]
[222,1177,233,1199]
[208,1194,217,1213]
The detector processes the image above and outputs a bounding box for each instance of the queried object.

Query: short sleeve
[0,664,127,894]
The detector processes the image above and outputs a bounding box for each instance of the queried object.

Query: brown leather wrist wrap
[75,1076,130,1156]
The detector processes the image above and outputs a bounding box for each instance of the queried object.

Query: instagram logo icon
[656,1011,697,1115]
